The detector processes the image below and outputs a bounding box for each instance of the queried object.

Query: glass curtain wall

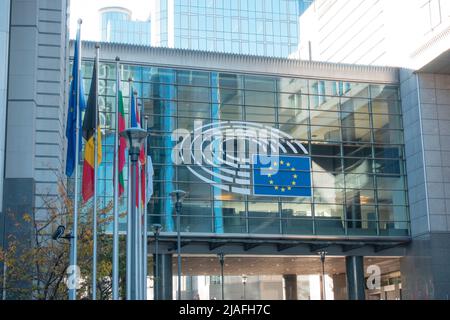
[75,61,409,237]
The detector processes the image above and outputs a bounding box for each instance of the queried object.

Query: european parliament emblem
[252,155,312,197]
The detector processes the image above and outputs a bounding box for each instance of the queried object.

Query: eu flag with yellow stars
[252,155,312,197]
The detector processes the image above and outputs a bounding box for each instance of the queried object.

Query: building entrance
[147,254,402,300]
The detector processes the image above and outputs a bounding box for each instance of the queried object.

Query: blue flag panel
[252,155,312,197]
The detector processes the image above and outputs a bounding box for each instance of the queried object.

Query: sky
[69,0,152,40]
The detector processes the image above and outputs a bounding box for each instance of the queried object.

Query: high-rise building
[292,0,450,299]
[150,0,300,57]
[100,6,151,46]
[0,0,69,299]
[299,0,314,15]
[294,0,450,69]
[0,0,10,228]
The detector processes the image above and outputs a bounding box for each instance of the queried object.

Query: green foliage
[0,180,128,300]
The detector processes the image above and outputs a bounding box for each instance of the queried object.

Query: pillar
[283,274,298,300]
[154,254,173,300]
[346,256,365,300]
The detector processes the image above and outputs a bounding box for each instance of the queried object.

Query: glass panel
[244,76,276,91]
[216,201,246,233]
[216,104,243,120]
[345,173,375,189]
[218,88,243,104]
[313,188,345,204]
[344,157,373,173]
[373,129,403,144]
[377,189,407,206]
[245,91,276,106]
[374,158,403,175]
[311,144,341,156]
[278,78,308,94]
[281,203,312,216]
[246,106,275,122]
[342,127,371,142]
[279,124,309,140]
[370,85,399,100]
[314,204,345,235]
[178,101,210,118]
[312,156,343,173]
[372,99,401,114]
[376,175,406,190]
[372,113,402,129]
[341,111,370,128]
[177,85,211,102]
[180,200,213,233]
[248,202,280,234]
[310,110,340,127]
[314,204,343,217]
[310,125,341,142]
[278,107,308,124]
[378,205,409,236]
[341,98,369,113]
[343,145,372,158]
[177,70,210,86]
[218,73,243,89]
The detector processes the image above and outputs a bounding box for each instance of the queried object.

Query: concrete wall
[1,0,69,248]
[400,70,450,299]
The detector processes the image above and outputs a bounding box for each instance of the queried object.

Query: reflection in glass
[81,62,408,237]
[248,202,279,234]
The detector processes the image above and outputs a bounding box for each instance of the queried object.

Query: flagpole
[69,18,82,301]
[134,90,141,299]
[143,115,148,300]
[137,140,142,299]
[92,43,100,300]
[126,78,133,299]
[112,56,120,300]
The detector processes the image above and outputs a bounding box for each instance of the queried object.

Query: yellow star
[274,186,279,190]
[268,174,271,178]
[281,187,285,192]
[269,180,274,184]
[293,174,298,178]
[286,162,291,167]
[280,160,284,165]
[287,186,291,190]
[273,162,278,166]
[292,181,296,185]
[291,167,295,171]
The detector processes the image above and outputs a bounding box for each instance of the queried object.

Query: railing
[148,213,410,237]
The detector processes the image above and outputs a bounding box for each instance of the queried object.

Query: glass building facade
[77,60,409,238]
[100,7,151,46]
[151,0,300,57]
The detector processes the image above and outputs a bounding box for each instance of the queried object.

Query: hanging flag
[146,155,154,202]
[65,27,86,177]
[130,90,147,207]
[118,90,126,197]
[81,60,102,202]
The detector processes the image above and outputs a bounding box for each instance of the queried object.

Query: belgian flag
[82,60,102,202]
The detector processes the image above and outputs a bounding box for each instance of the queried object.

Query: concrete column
[346,256,365,300]
[332,273,347,300]
[154,254,173,300]
[283,274,298,300]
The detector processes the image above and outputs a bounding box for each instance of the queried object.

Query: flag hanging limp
[82,60,102,202]
[65,28,86,177]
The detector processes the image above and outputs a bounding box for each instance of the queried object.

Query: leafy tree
[0,180,128,300]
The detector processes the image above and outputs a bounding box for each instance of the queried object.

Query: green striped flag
[118,90,126,197]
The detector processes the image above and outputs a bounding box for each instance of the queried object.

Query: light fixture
[120,127,148,161]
